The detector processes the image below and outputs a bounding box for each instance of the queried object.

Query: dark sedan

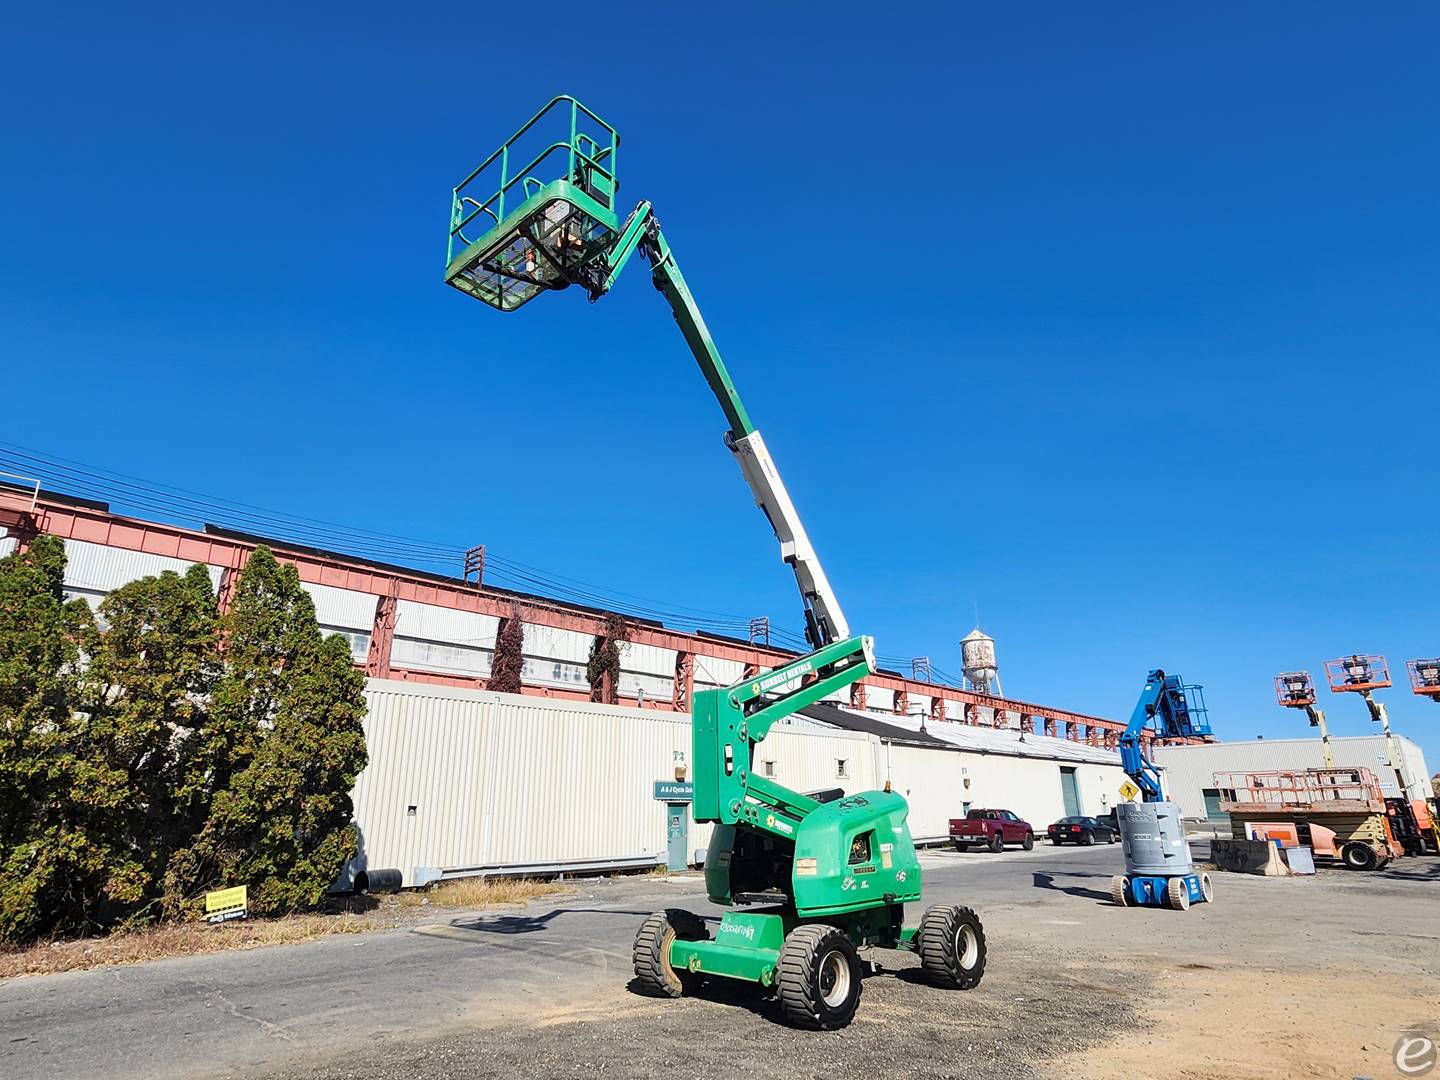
[1047,815,1117,846]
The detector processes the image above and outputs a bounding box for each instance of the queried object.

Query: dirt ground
[1057,964,1440,1080]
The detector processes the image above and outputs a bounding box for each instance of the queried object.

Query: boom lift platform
[1324,654,1437,857]
[444,97,986,1028]
[1111,670,1215,910]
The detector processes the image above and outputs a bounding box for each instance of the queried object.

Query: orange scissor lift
[1217,766,1402,870]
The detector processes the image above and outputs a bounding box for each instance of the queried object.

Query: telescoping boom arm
[594,202,849,650]
[1120,669,1211,801]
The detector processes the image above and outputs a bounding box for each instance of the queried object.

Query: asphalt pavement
[3,839,1435,1080]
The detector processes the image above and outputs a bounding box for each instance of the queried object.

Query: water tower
[960,628,1001,696]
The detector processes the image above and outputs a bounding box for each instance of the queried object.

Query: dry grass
[402,876,574,909]
[0,877,574,982]
[0,912,375,981]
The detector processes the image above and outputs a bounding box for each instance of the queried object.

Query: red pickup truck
[950,809,1035,852]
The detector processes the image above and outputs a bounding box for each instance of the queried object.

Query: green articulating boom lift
[443,97,987,1029]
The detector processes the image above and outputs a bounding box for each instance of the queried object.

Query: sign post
[653,781,694,871]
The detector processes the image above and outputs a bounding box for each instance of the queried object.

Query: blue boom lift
[1111,670,1216,910]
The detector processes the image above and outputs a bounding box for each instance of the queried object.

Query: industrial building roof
[799,703,1120,766]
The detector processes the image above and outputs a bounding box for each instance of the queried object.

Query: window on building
[322,626,371,663]
[837,758,849,778]
[763,760,776,777]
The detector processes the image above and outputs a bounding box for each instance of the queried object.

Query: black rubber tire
[632,909,707,998]
[1080,830,1095,846]
[776,924,863,1030]
[988,832,1005,853]
[1341,841,1380,871]
[953,841,969,852]
[916,904,987,990]
[1021,832,1034,851]
[1107,831,1118,844]
[1050,837,1064,845]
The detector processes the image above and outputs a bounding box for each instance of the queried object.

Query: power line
[1,441,803,640]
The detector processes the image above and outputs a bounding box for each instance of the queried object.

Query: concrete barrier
[1211,838,1293,876]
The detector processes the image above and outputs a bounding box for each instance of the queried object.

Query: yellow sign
[204,885,248,923]
[1118,780,1141,802]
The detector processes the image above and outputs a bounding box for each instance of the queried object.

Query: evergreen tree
[87,565,219,908]
[0,536,136,942]
[165,547,367,917]
[488,607,525,694]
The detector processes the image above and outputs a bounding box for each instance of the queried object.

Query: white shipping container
[350,680,876,885]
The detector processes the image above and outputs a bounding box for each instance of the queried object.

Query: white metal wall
[349,679,1136,884]
[0,536,16,559]
[884,742,1128,841]
[693,654,745,691]
[391,599,498,678]
[299,581,377,663]
[351,679,878,885]
[1155,735,1434,816]
[61,538,224,609]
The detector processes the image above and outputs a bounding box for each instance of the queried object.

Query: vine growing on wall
[488,606,526,695]
[586,613,629,704]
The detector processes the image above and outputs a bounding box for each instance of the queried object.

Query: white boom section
[729,429,850,647]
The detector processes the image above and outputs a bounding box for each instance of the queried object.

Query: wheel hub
[819,950,851,1007]
[955,925,979,968]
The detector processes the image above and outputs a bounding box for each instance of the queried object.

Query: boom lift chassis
[443,96,986,1028]
[1112,670,1214,910]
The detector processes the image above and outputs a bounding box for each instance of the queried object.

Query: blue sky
[3,5,1436,766]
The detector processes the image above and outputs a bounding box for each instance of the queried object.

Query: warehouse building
[2,482,1155,882]
[1154,735,1432,822]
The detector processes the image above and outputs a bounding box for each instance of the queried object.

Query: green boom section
[690,636,874,829]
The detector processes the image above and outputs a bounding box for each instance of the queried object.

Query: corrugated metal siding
[1154,735,1433,816]
[391,600,497,677]
[0,536,16,559]
[61,538,224,604]
[391,636,491,677]
[394,600,498,648]
[523,623,593,664]
[618,641,677,702]
[300,581,379,630]
[349,677,1140,883]
[693,654,745,689]
[520,623,595,691]
[625,642,677,677]
[352,681,879,884]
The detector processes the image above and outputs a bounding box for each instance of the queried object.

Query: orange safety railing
[1324,654,1391,693]
[1215,767,1387,811]
[1274,671,1317,707]
[1406,658,1440,698]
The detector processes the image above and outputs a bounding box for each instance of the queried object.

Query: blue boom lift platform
[1111,670,1216,910]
